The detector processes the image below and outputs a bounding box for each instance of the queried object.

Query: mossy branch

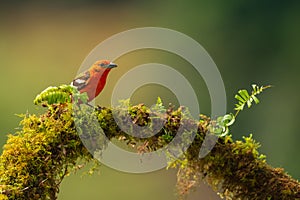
[0,102,299,200]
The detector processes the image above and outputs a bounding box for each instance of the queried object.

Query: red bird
[71,60,117,102]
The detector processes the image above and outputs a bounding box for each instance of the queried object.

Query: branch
[0,103,299,200]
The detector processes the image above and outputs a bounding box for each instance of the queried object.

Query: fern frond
[34,84,80,106]
[234,84,271,117]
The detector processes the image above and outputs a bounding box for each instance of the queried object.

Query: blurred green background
[0,1,299,199]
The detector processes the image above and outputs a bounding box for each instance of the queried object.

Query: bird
[71,60,117,102]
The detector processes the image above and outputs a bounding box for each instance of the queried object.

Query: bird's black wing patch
[71,71,91,91]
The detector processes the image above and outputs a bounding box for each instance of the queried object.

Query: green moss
[0,103,92,199]
[0,102,299,200]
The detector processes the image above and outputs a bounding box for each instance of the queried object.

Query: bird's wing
[71,70,91,91]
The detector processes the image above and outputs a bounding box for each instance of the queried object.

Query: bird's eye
[99,63,105,67]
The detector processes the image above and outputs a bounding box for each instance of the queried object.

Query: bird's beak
[108,62,117,68]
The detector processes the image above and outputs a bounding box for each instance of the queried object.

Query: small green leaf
[235,94,244,102]
[239,90,250,101]
[252,95,259,104]
[156,96,162,106]
[246,99,252,108]
[234,84,271,117]
[222,114,235,126]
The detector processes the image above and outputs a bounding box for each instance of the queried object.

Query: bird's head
[94,60,117,71]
